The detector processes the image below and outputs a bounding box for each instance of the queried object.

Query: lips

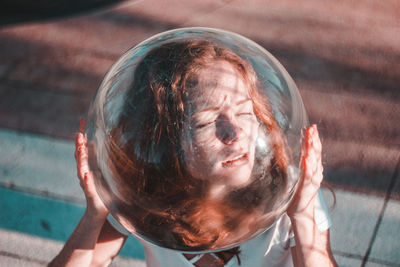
[222,153,249,167]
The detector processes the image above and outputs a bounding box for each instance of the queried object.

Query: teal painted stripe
[0,187,145,260]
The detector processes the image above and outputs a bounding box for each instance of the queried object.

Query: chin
[224,167,253,188]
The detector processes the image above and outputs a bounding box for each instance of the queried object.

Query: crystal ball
[86,27,308,252]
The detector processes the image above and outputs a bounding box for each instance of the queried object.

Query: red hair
[103,40,290,250]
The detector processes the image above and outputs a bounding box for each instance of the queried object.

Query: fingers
[75,118,89,182]
[75,132,87,155]
[82,171,97,197]
[76,133,90,179]
[288,125,324,216]
[75,118,87,150]
[300,125,323,186]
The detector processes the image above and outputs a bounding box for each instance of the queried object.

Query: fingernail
[80,118,86,133]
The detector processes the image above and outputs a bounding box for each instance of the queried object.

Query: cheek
[191,128,220,155]
[183,129,220,177]
[251,121,260,140]
[241,117,259,141]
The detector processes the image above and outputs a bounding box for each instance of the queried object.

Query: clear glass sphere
[86,27,308,252]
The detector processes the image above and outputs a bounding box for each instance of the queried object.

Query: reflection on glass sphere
[86,27,308,252]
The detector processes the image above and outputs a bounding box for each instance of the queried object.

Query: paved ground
[0,0,399,266]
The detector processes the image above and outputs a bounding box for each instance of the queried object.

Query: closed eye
[196,120,217,129]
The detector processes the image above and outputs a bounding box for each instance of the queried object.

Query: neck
[208,184,228,200]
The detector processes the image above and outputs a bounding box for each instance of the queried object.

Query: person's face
[182,60,259,190]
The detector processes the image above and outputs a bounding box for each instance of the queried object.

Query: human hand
[287,124,323,219]
[75,119,109,219]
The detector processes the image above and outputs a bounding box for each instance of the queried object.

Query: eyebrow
[196,98,251,115]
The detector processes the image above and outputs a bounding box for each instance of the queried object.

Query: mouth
[222,153,249,167]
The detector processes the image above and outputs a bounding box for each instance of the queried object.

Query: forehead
[187,60,249,107]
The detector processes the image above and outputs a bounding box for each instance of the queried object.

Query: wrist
[84,208,108,223]
[85,199,109,219]
[288,205,314,224]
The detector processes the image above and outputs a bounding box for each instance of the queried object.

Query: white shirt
[108,190,331,267]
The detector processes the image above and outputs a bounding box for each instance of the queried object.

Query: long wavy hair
[103,40,291,250]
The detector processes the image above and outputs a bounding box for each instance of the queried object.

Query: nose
[216,115,244,145]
